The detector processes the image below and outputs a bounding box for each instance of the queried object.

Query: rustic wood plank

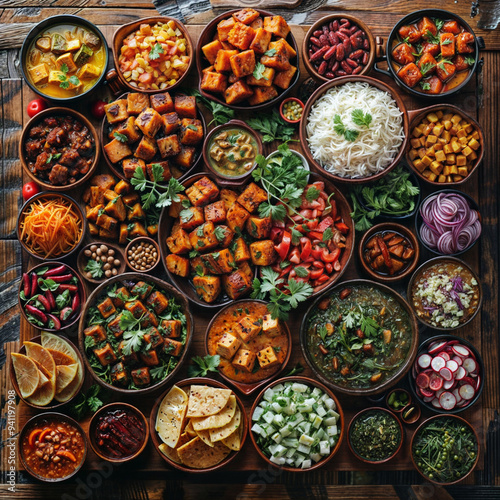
[210,0,301,9]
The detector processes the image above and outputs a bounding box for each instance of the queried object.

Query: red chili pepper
[45,290,56,310]
[25,304,47,324]
[47,274,73,283]
[317,216,334,232]
[43,265,68,277]
[310,267,324,279]
[376,236,393,269]
[56,284,78,293]
[37,294,51,313]
[274,231,291,261]
[335,222,350,234]
[300,238,312,261]
[23,273,31,298]
[47,313,61,330]
[31,272,38,297]
[321,247,341,263]
[71,292,80,312]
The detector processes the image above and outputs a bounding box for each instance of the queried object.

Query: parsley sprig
[84,259,103,279]
[247,109,296,143]
[187,355,221,377]
[334,109,372,142]
[185,88,234,127]
[58,63,80,90]
[149,43,164,60]
[69,384,107,421]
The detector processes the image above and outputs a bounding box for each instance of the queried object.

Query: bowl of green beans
[411,414,479,484]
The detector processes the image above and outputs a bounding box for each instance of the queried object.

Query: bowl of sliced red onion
[416,190,481,256]
[409,335,483,414]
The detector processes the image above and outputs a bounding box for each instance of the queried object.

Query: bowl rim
[19,107,101,192]
[195,8,300,111]
[279,97,304,124]
[299,75,409,184]
[18,260,87,333]
[19,411,88,482]
[10,334,85,409]
[410,413,480,484]
[17,191,86,261]
[78,272,193,395]
[100,90,206,182]
[202,119,263,182]
[347,406,404,463]
[111,16,194,95]
[406,104,484,186]
[88,402,149,463]
[408,333,484,414]
[415,188,481,257]
[385,387,412,414]
[302,13,376,84]
[20,14,109,102]
[248,375,345,472]
[149,376,248,472]
[77,241,126,285]
[406,255,482,331]
[300,278,420,396]
[124,235,161,273]
[358,222,420,282]
[384,8,481,99]
[203,298,292,395]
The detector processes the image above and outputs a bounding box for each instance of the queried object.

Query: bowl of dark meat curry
[300,279,419,396]
[20,107,99,191]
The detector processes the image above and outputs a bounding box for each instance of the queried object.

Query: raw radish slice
[423,395,435,403]
[452,345,470,357]
[452,388,462,403]
[446,360,459,373]
[431,398,442,408]
[429,374,444,391]
[462,358,477,374]
[438,352,450,361]
[462,376,475,387]
[439,392,457,410]
[418,354,432,369]
[443,379,456,390]
[429,342,447,355]
[455,367,466,380]
[476,375,481,390]
[431,356,446,372]
[421,387,435,397]
[459,384,475,400]
[439,367,453,381]
[452,356,463,366]
[416,372,430,389]
[435,388,445,398]
[447,340,460,346]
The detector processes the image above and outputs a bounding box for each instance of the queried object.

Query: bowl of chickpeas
[77,242,126,284]
[280,97,304,124]
[125,236,160,273]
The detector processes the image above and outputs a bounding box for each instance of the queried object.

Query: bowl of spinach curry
[300,280,419,396]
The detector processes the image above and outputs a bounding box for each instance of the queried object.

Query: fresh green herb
[465,56,475,66]
[187,354,220,377]
[253,62,268,80]
[69,75,80,86]
[213,226,226,243]
[188,249,199,259]
[131,164,185,210]
[186,124,198,131]
[84,259,103,279]
[441,38,453,45]
[37,278,59,292]
[291,227,302,246]
[227,133,241,145]
[433,18,445,31]
[403,36,410,45]
[185,88,234,126]
[285,363,304,376]
[438,60,452,74]
[113,131,128,143]
[57,63,80,90]
[227,152,236,163]
[61,63,69,74]
[420,62,435,76]
[322,227,333,242]
[264,48,277,57]
[295,266,309,278]
[55,289,71,310]
[425,30,440,45]
[305,186,320,201]
[420,82,431,91]
[195,265,205,277]
[69,384,106,421]
[247,109,296,143]
[333,114,359,142]
[149,43,164,60]
[46,153,62,164]
[351,109,372,128]
[180,208,194,223]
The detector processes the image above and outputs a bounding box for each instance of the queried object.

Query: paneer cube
[157,134,182,158]
[249,240,277,266]
[249,28,272,55]
[263,15,290,38]
[257,346,280,369]
[237,182,268,213]
[232,348,256,373]
[28,63,49,85]
[55,53,77,73]
[84,325,107,343]
[150,92,174,114]
[166,254,190,277]
[226,202,250,231]
[188,221,219,252]
[262,314,280,337]
[104,99,129,124]
[179,119,204,145]
[135,107,163,138]
[78,63,101,79]
[166,228,192,254]
[162,112,181,135]
[235,316,262,343]
[222,268,253,299]
[97,297,116,318]
[146,291,169,315]
[134,136,157,162]
[94,344,117,367]
[228,22,256,50]
[204,200,226,223]
[163,338,184,357]
[216,332,241,359]
[180,206,205,231]
[161,319,182,339]
[193,275,221,303]
[230,50,256,78]
[127,92,150,115]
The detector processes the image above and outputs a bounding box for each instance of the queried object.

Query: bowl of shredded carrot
[17,192,85,260]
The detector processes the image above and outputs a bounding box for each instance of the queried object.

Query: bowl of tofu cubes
[101,91,205,183]
[78,273,193,395]
[21,14,108,102]
[196,8,300,110]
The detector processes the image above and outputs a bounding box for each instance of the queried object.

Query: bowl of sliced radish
[409,335,483,414]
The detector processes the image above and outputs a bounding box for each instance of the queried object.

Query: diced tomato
[305,219,319,230]
[279,265,293,278]
[314,274,330,285]
[300,238,312,261]
[311,246,323,260]
[335,222,350,234]
[130,59,140,70]
[317,216,334,232]
[270,227,284,243]
[321,247,341,263]
[310,267,324,279]
[325,263,333,273]
[308,231,323,241]
[313,260,324,269]
[274,231,291,260]
[139,72,154,84]
[312,181,324,191]
[288,247,301,264]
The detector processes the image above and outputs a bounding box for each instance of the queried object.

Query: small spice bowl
[77,242,126,284]
[125,236,160,273]
[386,388,411,414]
[348,407,404,464]
[280,97,304,124]
[400,402,421,425]
[89,402,149,464]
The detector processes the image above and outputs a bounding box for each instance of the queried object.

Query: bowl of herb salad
[348,408,403,463]
[350,164,420,232]
[250,377,344,471]
[411,414,479,484]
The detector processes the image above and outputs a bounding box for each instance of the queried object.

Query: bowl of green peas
[411,414,479,484]
[280,97,304,124]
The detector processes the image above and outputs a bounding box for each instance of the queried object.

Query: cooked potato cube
[162,112,181,135]
[224,80,254,105]
[234,237,251,263]
[127,92,150,115]
[84,325,107,343]
[246,216,271,239]
[97,297,116,319]
[226,202,250,231]
[201,71,228,94]
[204,200,226,223]
[29,63,49,85]
[108,314,125,338]
[161,319,182,339]
[202,40,223,64]
[122,157,146,179]
[147,160,171,182]
[104,99,129,124]
[188,221,219,252]
[166,228,192,254]
[233,8,260,25]
[103,138,132,164]
[249,28,272,55]
[104,196,126,221]
[246,66,275,86]
[220,189,239,211]
[94,344,117,366]
[263,15,290,38]
[269,38,296,58]
[222,268,252,299]
[96,212,118,233]
[237,182,268,213]
[145,291,169,315]
[273,65,297,89]
[164,338,183,357]
[174,95,197,118]
[249,240,277,266]
[230,50,256,78]
[172,146,196,170]
[193,275,221,303]
[216,332,241,359]
[166,254,190,277]
[228,22,256,50]
[55,53,77,73]
[131,367,150,387]
[115,116,141,143]
[78,63,101,79]
[235,316,262,343]
[186,176,220,207]
[248,85,278,106]
[134,136,157,162]
[135,107,163,138]
[150,92,174,114]
[215,49,239,73]
[200,248,235,274]
[140,350,160,367]
[180,206,205,231]
[261,52,290,71]
[179,119,204,145]
[157,134,181,158]
[217,18,237,42]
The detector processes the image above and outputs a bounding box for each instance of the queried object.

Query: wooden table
[1,1,499,498]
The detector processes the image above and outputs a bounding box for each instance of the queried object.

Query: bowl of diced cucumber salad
[249,377,344,471]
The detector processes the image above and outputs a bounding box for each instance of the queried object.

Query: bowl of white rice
[300,76,409,184]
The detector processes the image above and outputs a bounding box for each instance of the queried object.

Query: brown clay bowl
[125,236,160,273]
[385,388,412,415]
[348,407,404,464]
[77,241,126,285]
[150,377,248,472]
[19,107,100,191]
[406,104,484,186]
[10,334,85,410]
[299,75,409,185]
[302,14,376,84]
[249,376,344,471]
[107,16,194,95]
[100,91,206,182]
[17,191,86,261]
[204,299,292,395]
[19,412,87,482]
[202,119,263,186]
[89,402,149,463]
[196,9,300,111]
[411,414,480,484]
[78,273,193,395]
[300,279,419,396]
[358,222,420,283]
[18,261,87,333]
[279,97,304,124]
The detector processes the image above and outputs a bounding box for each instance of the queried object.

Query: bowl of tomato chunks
[377,9,483,98]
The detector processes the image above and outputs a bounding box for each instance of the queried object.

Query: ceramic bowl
[125,236,160,273]
[279,97,304,124]
[77,241,126,285]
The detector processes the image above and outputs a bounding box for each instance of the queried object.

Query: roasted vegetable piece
[193,275,221,303]
[249,240,277,266]
[145,291,169,314]
[166,254,190,277]
[94,343,117,366]
[166,228,192,254]
[97,297,116,318]
[161,319,182,338]
[237,182,268,213]
[222,268,252,299]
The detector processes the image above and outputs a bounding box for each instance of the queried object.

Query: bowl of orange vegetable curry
[374,9,484,98]
[21,15,108,102]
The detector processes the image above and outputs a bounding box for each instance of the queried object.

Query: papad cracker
[177,437,231,469]
[186,385,231,417]
[191,395,236,431]
[209,406,241,442]
[156,385,188,448]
